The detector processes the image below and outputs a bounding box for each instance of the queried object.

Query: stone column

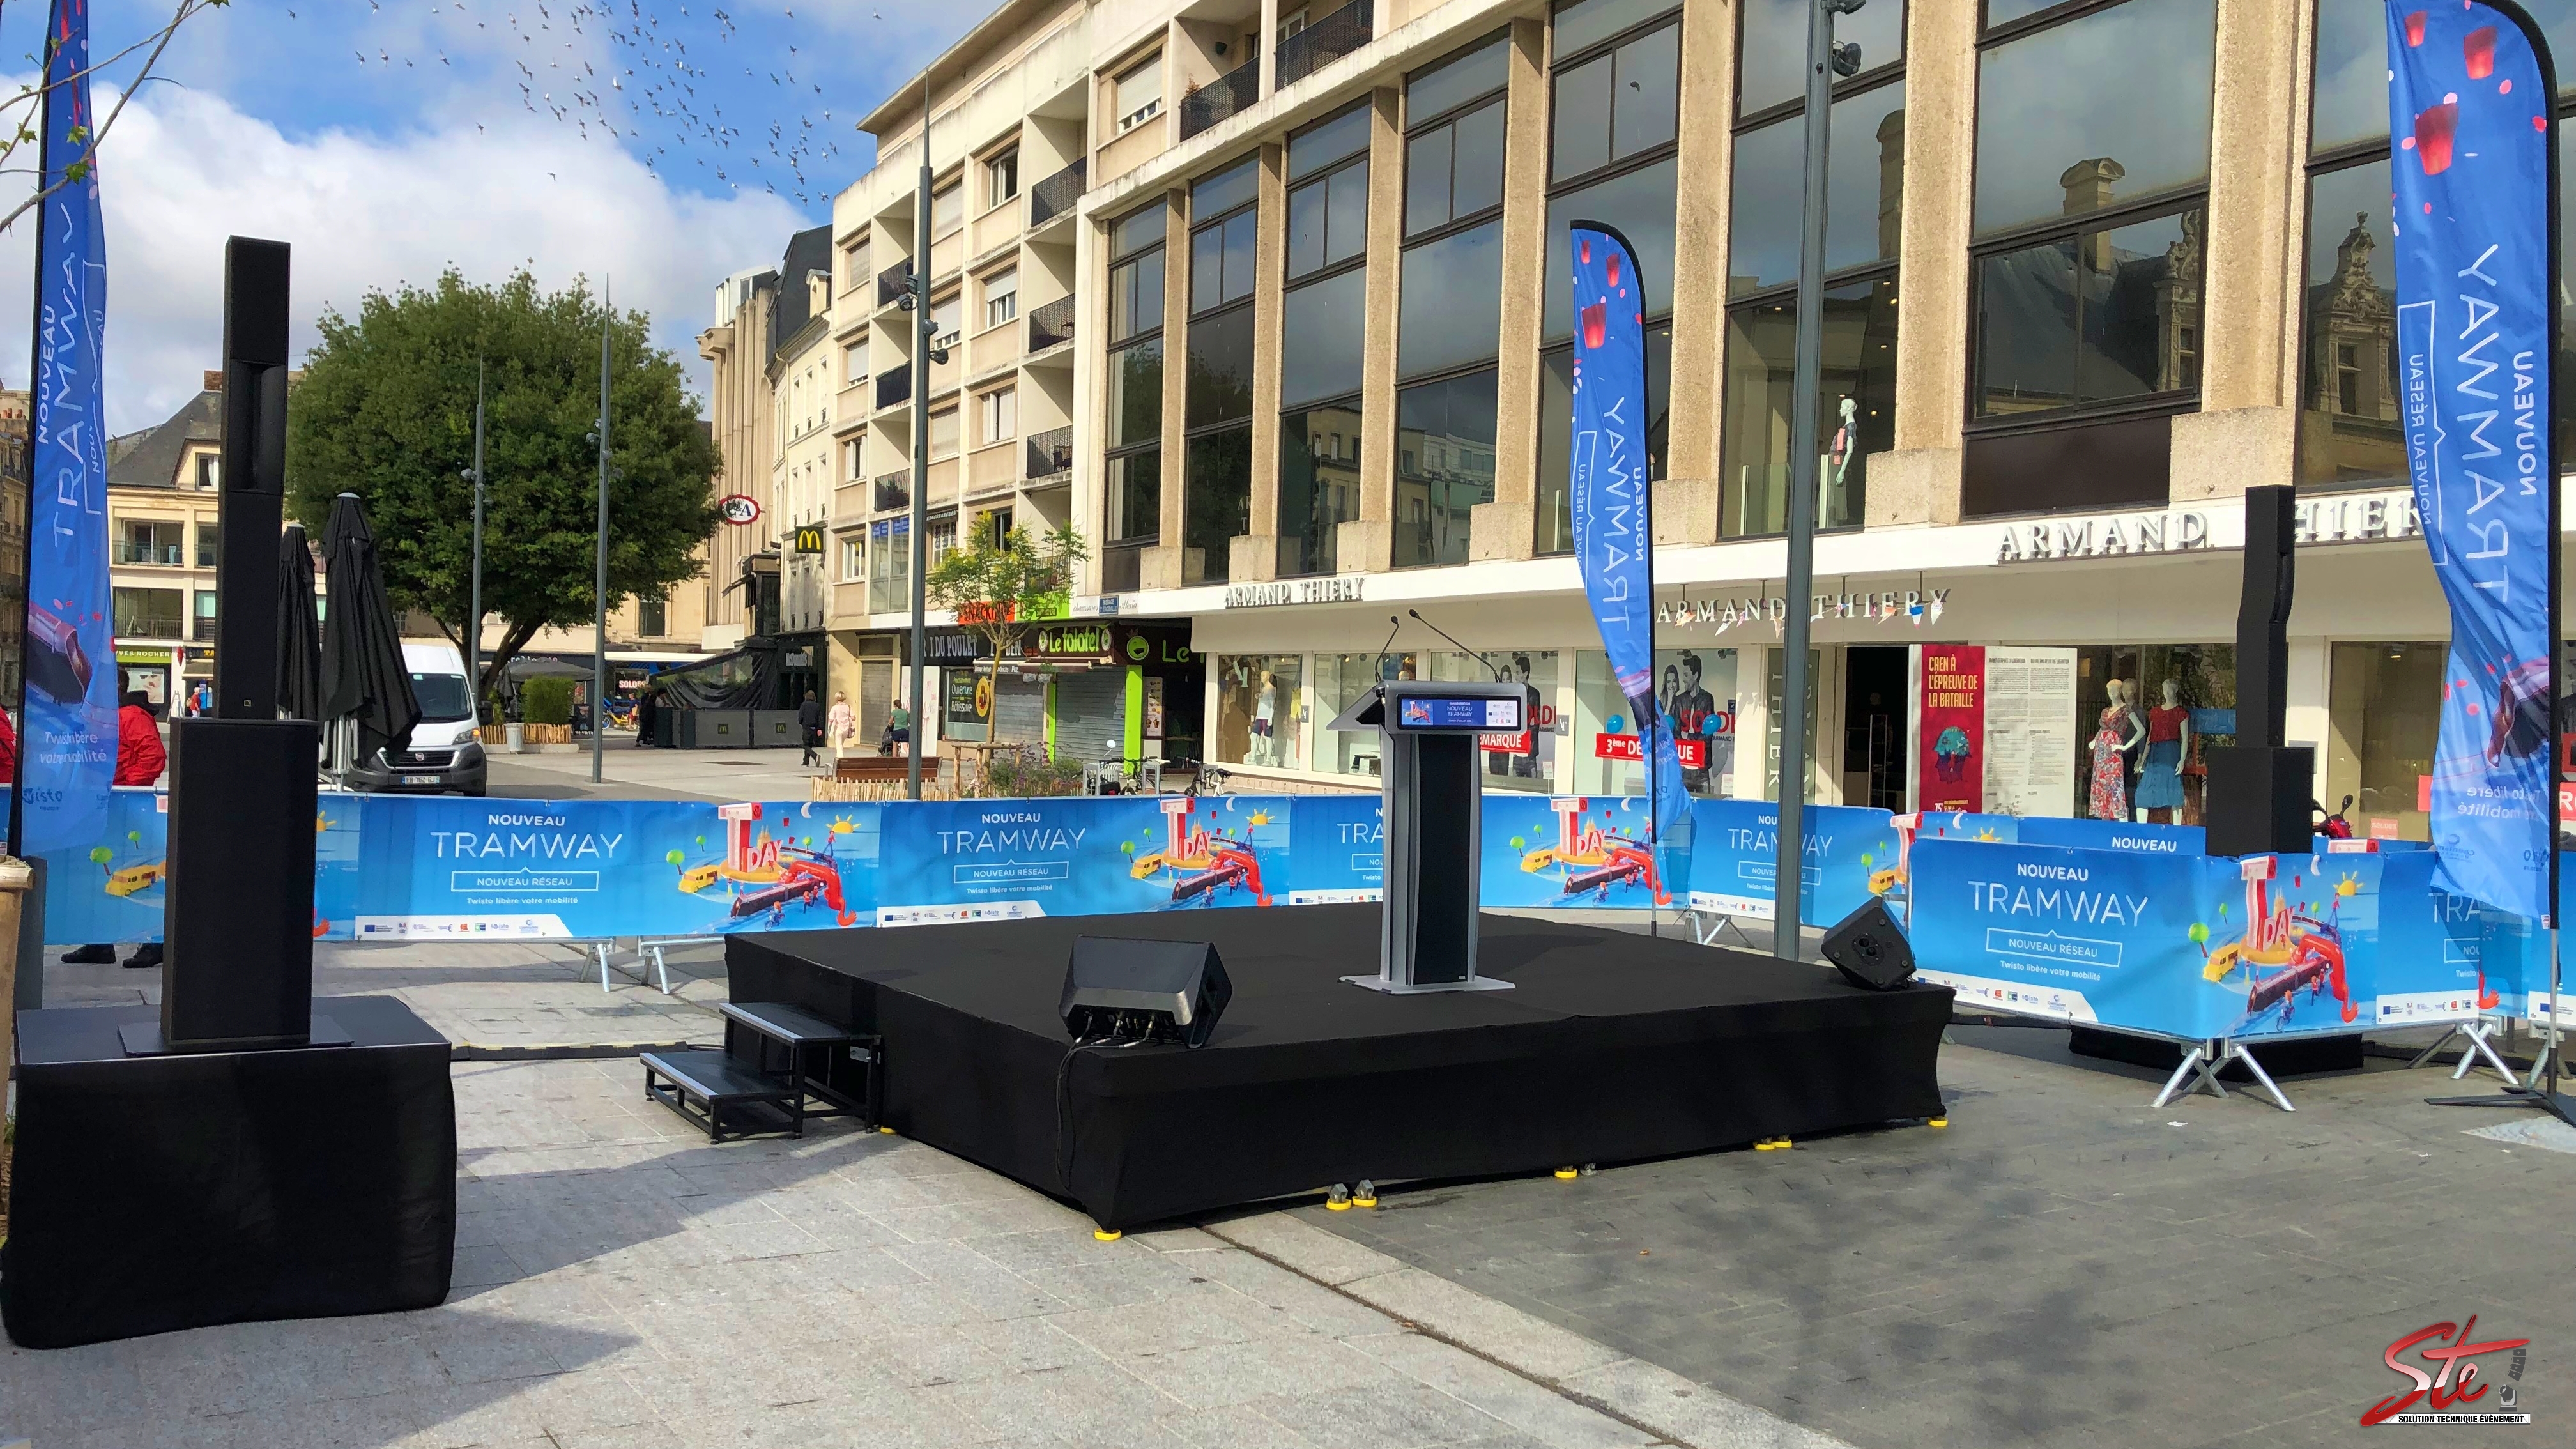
[1231,142,1291,582]
[1468,18,1549,562]
[1337,86,1405,574]
[1141,189,1193,590]
[2170,0,2309,502]
[1872,0,1977,528]
[1655,0,1737,544]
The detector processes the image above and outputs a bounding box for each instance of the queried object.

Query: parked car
[344,641,488,795]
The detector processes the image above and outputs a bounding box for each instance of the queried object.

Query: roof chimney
[203,369,224,392]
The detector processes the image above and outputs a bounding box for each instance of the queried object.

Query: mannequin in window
[2135,677,2191,824]
[1251,669,1280,767]
[2117,675,2150,806]
[2090,680,2145,820]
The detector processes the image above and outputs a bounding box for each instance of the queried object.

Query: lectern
[1328,677,1538,993]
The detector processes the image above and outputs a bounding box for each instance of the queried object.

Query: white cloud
[0,76,807,433]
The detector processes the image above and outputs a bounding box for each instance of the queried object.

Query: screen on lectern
[1392,693,1523,732]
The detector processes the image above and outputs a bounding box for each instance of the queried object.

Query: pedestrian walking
[798,689,825,767]
[67,691,169,969]
[633,685,659,749]
[827,691,855,758]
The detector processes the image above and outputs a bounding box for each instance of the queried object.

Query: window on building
[1395,369,1500,569]
[843,241,869,290]
[192,590,217,641]
[1549,0,1680,184]
[867,518,911,613]
[928,407,960,461]
[983,268,1018,330]
[986,149,1019,208]
[1116,54,1163,132]
[1186,161,1260,585]
[927,512,958,571]
[1538,3,1680,553]
[927,292,962,351]
[195,523,220,567]
[1721,9,1904,537]
[1736,0,1904,118]
[840,537,862,581]
[843,339,868,387]
[931,182,963,238]
[638,594,668,637]
[193,456,218,490]
[981,507,1014,546]
[119,520,183,567]
[1963,0,2216,518]
[113,586,185,638]
[1280,404,1362,578]
[845,438,864,481]
[1287,105,1370,282]
[1276,103,1369,571]
[979,387,1016,444]
[1107,199,1167,551]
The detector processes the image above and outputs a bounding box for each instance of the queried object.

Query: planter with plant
[522,677,575,746]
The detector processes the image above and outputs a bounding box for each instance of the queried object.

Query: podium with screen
[1328,677,1540,993]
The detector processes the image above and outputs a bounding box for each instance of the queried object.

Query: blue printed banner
[1567,222,1688,847]
[1686,799,1899,928]
[2374,848,2518,1027]
[1286,792,1383,903]
[2016,817,2206,856]
[2386,1,2557,920]
[875,795,1289,925]
[20,0,118,857]
[1482,793,1675,910]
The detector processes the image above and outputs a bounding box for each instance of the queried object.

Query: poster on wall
[1916,643,1986,813]
[1982,647,2078,817]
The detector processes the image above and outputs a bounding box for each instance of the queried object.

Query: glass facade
[1395,371,1500,569]
[1972,0,2216,237]
[2326,641,2440,842]
[1183,427,1250,585]
[1215,654,1305,769]
[1728,80,1906,298]
[1107,200,1166,550]
[1570,648,1738,797]
[1722,275,1897,535]
[1537,324,1669,555]
[1975,207,2204,419]
[1280,406,1362,578]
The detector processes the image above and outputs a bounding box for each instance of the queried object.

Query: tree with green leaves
[286,268,720,700]
[923,520,1089,744]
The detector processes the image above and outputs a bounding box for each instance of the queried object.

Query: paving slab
[1291,1024,2576,1449]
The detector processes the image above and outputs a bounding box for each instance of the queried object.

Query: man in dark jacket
[797,689,824,767]
[66,691,168,968]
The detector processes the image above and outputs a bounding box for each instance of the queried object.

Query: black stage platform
[3,996,456,1350]
[730,906,1951,1229]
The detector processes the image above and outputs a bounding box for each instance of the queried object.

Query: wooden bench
[833,755,913,783]
[640,1049,804,1142]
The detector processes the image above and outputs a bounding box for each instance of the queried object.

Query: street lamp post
[905,77,942,802]
[1772,0,1867,958]
[594,280,612,786]
[464,359,485,707]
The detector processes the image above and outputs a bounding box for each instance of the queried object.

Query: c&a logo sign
[2361,1314,2531,1427]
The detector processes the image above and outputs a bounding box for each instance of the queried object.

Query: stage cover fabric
[730,906,1950,1229]
[2,997,456,1349]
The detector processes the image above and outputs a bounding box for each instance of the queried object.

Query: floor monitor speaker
[1060,937,1231,1048]
[1821,897,1916,992]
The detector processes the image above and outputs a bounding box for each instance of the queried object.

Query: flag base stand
[2421,1085,2576,1129]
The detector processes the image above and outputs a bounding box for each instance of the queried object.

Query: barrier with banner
[1684,799,1898,927]
[1285,793,1384,903]
[874,794,1289,925]
[1484,793,1679,910]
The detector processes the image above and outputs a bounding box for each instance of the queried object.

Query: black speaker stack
[150,238,326,1054]
[2204,485,2314,856]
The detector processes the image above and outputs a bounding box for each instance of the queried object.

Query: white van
[346,640,487,795]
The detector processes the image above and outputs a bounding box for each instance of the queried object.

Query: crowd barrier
[32,789,2564,1052]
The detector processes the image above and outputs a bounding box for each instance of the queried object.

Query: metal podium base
[1342,974,1515,994]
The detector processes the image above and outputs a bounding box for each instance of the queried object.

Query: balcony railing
[1179,57,1261,141]
[117,614,183,640]
[1027,294,1075,353]
[1100,544,1145,595]
[874,471,912,513]
[1027,158,1085,229]
[1277,0,1372,88]
[191,616,217,643]
[1025,426,1073,481]
[875,368,911,411]
[195,542,218,567]
[876,257,914,307]
[116,540,184,566]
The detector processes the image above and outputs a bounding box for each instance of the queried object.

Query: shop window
[1972,0,2214,238]
[1568,648,1735,799]
[1721,275,1897,536]
[1215,655,1303,769]
[1537,324,1669,555]
[1393,371,1499,569]
[1183,426,1251,585]
[1281,268,1366,408]
[2065,645,2237,823]
[2326,641,2441,841]
[2296,159,2400,490]
[1728,80,1906,299]
[1280,402,1362,578]
[1736,0,1904,119]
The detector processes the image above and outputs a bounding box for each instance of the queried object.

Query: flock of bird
[293,0,903,207]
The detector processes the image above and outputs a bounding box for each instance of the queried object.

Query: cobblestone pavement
[1298,1024,2576,1449]
[1,1057,1839,1448]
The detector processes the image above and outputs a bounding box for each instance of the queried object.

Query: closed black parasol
[276,521,321,721]
[319,492,419,769]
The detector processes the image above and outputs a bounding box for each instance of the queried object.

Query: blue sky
[0,0,981,429]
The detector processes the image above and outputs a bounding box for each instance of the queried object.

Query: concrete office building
[709,0,2573,831]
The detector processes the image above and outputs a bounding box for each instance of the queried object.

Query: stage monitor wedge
[1061,937,1230,1048]
[1821,898,1916,992]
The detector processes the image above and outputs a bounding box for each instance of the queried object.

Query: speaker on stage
[1821,898,1915,992]
[1061,937,1230,1048]
[2205,484,2314,855]
[160,717,321,1050]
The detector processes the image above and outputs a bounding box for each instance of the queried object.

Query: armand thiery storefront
[1124,483,2568,843]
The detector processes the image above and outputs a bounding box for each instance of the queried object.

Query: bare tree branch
[0,0,226,235]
